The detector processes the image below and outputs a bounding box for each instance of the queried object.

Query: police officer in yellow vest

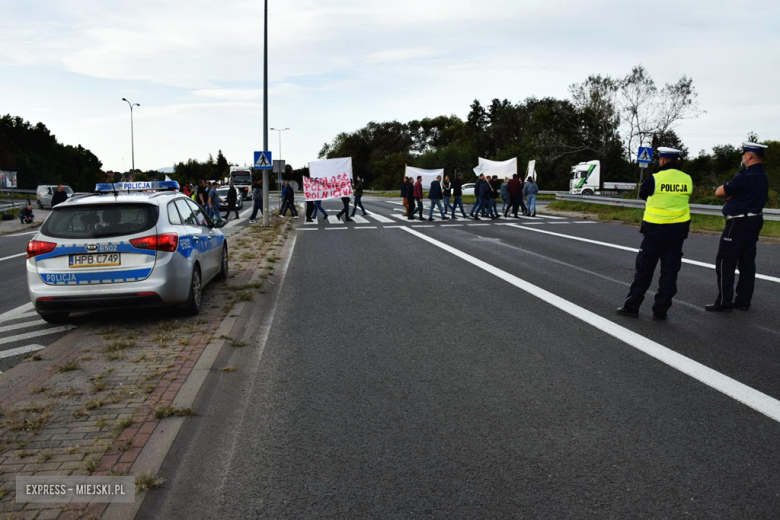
[617,147,692,320]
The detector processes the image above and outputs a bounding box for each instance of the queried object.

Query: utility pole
[262,0,270,227]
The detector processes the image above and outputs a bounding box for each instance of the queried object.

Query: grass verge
[547,201,780,238]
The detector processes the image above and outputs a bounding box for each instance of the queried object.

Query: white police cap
[657,147,682,158]
[742,141,768,156]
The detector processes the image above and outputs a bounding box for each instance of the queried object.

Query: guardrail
[555,193,780,222]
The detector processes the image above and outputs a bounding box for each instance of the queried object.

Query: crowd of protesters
[400,173,538,221]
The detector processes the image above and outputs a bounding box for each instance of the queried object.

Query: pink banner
[303,173,354,201]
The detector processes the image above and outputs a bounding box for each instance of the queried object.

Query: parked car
[27,181,228,323]
[36,185,74,208]
[461,183,476,196]
[216,187,244,211]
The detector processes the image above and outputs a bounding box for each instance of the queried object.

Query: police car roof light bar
[95,181,180,193]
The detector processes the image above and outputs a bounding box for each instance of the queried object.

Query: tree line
[0,115,103,191]
[318,65,777,201]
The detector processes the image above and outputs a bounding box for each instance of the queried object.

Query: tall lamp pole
[262,0,269,227]
[270,127,290,185]
[121,98,140,174]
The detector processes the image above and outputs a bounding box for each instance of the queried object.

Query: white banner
[477,158,517,178]
[405,166,443,190]
[526,160,537,181]
[305,157,354,201]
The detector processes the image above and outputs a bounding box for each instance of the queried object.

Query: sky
[2,0,780,174]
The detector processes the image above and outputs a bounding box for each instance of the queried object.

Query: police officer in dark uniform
[705,141,770,312]
[617,147,692,321]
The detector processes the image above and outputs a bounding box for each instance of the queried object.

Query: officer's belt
[725,212,762,220]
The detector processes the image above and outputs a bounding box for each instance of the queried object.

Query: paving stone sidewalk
[0,217,292,520]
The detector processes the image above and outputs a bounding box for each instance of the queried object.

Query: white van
[36,185,74,208]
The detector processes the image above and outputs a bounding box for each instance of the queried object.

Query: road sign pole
[262,0,270,227]
[637,162,648,199]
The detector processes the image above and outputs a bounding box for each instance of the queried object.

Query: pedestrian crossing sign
[637,147,653,164]
[254,151,272,170]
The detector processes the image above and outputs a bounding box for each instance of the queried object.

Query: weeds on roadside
[55,361,79,373]
[153,407,196,419]
[135,473,165,492]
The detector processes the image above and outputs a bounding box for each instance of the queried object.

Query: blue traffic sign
[637,147,653,164]
[253,151,272,169]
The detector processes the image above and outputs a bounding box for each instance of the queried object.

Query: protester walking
[523,176,538,216]
[500,177,511,217]
[427,176,450,221]
[705,141,770,313]
[351,175,367,217]
[442,175,454,214]
[208,182,222,222]
[336,196,354,222]
[489,175,501,219]
[249,178,263,223]
[280,181,298,217]
[414,176,424,220]
[450,173,468,219]
[406,177,417,220]
[507,174,522,217]
[224,182,240,221]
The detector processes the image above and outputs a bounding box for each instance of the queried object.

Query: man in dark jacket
[51,185,68,207]
[224,182,240,221]
[249,178,263,223]
[413,176,424,220]
[450,173,468,219]
[405,177,416,219]
[351,175,367,217]
[507,174,522,217]
[427,176,449,221]
[18,204,35,224]
[479,174,496,219]
[281,181,298,217]
[489,175,501,219]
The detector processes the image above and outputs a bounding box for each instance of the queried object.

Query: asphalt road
[139,198,780,519]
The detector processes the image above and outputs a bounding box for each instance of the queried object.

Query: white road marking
[0,325,76,346]
[304,219,317,225]
[325,228,349,231]
[0,319,46,334]
[0,344,46,360]
[0,303,35,324]
[548,222,574,225]
[534,214,567,220]
[505,223,780,284]
[224,207,254,229]
[469,224,491,227]
[440,224,464,227]
[327,216,343,225]
[297,228,318,231]
[387,213,409,221]
[354,226,377,230]
[400,227,780,424]
[385,201,405,206]
[574,221,598,224]
[367,213,394,224]
[351,215,370,224]
[0,253,26,263]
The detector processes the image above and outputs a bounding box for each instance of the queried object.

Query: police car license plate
[69,253,121,268]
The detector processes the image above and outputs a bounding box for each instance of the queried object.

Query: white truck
[229,167,253,200]
[569,160,636,196]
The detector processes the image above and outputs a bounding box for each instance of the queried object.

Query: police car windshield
[41,203,159,239]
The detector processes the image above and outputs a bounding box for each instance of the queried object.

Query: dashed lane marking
[0,319,46,334]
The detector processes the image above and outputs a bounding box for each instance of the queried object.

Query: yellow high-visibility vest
[643,168,693,224]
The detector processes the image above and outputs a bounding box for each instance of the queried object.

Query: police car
[26,181,228,323]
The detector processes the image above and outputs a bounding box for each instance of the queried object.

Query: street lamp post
[262,0,269,227]
[270,127,290,185]
[121,98,140,174]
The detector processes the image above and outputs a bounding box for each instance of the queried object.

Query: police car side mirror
[212,219,226,229]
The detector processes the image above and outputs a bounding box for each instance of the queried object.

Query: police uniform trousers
[715,216,763,308]
[624,222,688,315]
